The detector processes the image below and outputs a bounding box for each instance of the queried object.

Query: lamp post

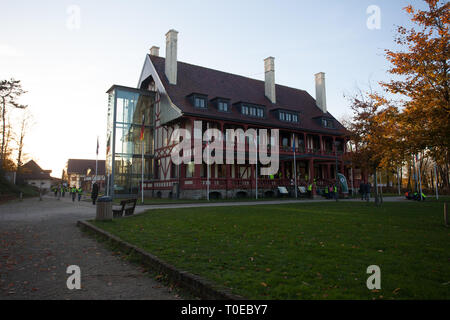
[334,141,339,202]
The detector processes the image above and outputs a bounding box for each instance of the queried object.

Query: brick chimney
[165,29,178,85]
[264,57,276,104]
[315,72,327,113]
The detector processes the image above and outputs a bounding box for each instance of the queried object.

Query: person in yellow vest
[77,187,83,202]
[324,185,329,199]
[307,183,313,198]
[71,186,77,202]
[333,184,338,200]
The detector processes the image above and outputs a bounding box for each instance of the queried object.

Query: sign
[337,173,349,193]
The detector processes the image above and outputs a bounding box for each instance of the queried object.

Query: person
[77,186,83,202]
[420,192,426,201]
[61,185,65,198]
[333,184,338,200]
[307,183,313,198]
[359,182,365,200]
[365,183,371,201]
[71,186,77,202]
[53,186,58,197]
[324,185,329,199]
[91,182,99,205]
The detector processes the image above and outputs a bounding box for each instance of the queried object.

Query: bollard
[445,203,448,228]
[19,192,23,201]
[96,196,113,221]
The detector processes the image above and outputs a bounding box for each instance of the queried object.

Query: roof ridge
[149,55,310,95]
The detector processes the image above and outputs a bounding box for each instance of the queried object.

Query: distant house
[18,160,54,191]
[65,159,105,191]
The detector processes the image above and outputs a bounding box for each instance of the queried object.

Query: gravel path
[0,195,180,300]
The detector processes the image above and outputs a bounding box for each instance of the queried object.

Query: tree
[381,0,450,188]
[0,79,27,163]
[15,111,34,173]
[346,88,403,205]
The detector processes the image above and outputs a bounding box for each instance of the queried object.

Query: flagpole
[207,123,209,201]
[418,153,423,200]
[255,134,258,200]
[142,139,144,204]
[293,133,297,199]
[434,164,439,200]
[95,136,99,191]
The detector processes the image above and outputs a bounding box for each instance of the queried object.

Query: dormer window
[278,110,299,123]
[188,93,208,109]
[322,118,334,128]
[195,97,207,108]
[218,101,229,112]
[240,103,264,118]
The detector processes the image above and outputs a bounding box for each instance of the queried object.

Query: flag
[96,136,99,155]
[140,114,145,141]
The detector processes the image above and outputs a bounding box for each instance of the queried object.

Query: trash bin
[96,196,113,221]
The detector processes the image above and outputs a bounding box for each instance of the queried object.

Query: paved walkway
[135,195,406,212]
[0,193,405,300]
[0,195,180,300]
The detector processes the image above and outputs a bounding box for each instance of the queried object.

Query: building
[65,159,105,191]
[18,160,54,191]
[106,30,360,199]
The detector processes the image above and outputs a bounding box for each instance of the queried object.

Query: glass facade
[106,85,155,197]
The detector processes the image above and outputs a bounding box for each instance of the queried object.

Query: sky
[0,0,426,178]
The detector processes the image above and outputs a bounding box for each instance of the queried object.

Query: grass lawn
[92,198,450,299]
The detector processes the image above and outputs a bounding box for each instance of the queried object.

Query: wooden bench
[112,198,137,218]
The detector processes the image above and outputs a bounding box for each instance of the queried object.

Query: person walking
[359,182,365,200]
[77,186,83,201]
[91,182,99,205]
[365,182,371,201]
[61,185,65,198]
[71,186,77,202]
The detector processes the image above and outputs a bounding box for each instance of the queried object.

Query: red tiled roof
[149,55,347,135]
[67,159,105,175]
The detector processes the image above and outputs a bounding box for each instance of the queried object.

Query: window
[286,113,292,122]
[186,162,195,178]
[322,118,334,128]
[194,97,206,108]
[279,110,299,123]
[241,104,264,118]
[218,101,228,112]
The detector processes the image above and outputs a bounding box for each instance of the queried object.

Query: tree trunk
[374,168,380,206]
[1,97,5,161]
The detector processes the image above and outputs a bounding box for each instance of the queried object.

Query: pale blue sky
[0,0,425,177]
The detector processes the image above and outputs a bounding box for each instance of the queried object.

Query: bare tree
[0,79,27,162]
[15,111,34,173]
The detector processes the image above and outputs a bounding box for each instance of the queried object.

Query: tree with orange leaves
[381,0,449,188]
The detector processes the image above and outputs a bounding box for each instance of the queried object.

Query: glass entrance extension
[106,85,155,197]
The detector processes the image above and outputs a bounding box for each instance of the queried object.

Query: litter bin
[96,196,113,221]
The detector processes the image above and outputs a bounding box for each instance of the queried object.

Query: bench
[298,186,309,198]
[277,186,289,197]
[112,198,137,218]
